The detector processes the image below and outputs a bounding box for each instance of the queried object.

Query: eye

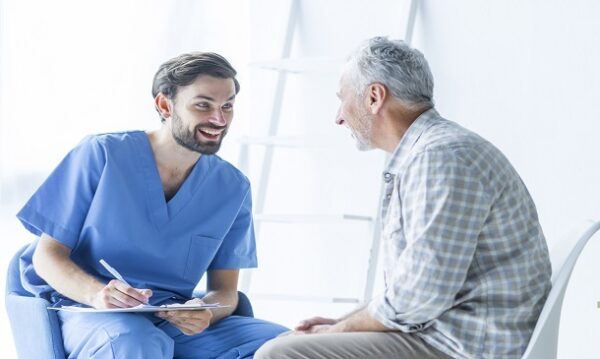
[195,102,211,110]
[222,103,233,112]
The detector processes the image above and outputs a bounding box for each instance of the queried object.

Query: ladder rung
[254,214,373,223]
[238,136,333,148]
[249,56,343,73]
[249,293,361,304]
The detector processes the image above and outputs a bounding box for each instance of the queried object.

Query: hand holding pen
[93,259,153,309]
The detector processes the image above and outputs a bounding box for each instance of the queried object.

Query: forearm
[32,233,104,306]
[338,304,367,321]
[200,289,238,323]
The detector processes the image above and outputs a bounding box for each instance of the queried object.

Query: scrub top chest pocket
[184,235,223,283]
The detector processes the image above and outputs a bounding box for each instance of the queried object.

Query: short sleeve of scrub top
[17,135,105,248]
[208,186,256,269]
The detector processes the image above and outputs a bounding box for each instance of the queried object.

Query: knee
[97,318,174,358]
[254,337,296,359]
[109,329,173,357]
[248,319,289,343]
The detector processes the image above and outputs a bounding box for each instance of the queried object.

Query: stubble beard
[171,111,227,155]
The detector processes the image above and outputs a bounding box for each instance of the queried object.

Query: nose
[208,109,227,127]
[335,107,345,126]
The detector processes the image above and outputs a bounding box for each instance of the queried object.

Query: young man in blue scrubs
[16,52,287,358]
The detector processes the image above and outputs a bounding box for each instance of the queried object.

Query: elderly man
[256,37,551,359]
[17,52,287,358]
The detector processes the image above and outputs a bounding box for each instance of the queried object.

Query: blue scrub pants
[58,311,288,359]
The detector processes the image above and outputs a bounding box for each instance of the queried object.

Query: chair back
[5,244,66,359]
[6,244,31,295]
[521,220,600,359]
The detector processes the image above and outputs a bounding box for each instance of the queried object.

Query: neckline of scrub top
[133,131,212,229]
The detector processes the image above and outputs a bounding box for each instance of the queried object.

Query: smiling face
[335,71,374,151]
[167,75,236,154]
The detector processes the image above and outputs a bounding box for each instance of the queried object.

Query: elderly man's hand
[155,298,213,336]
[295,316,338,332]
[276,316,339,336]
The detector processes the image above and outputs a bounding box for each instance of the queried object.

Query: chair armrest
[233,291,254,317]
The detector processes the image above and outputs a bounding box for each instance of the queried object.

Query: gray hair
[346,36,434,110]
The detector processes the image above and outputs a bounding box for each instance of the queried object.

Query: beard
[171,111,228,155]
[351,111,374,151]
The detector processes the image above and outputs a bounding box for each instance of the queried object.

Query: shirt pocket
[183,235,222,283]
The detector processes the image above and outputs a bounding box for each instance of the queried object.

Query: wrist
[330,320,348,333]
[85,281,106,307]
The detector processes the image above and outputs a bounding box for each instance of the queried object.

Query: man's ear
[154,93,172,121]
[366,83,387,115]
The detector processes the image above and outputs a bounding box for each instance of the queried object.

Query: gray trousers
[254,331,452,359]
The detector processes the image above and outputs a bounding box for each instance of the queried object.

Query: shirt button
[383,172,393,183]
[386,193,392,200]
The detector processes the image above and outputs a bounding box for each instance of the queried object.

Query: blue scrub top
[17,131,257,305]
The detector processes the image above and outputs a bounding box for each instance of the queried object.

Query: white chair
[521,219,600,359]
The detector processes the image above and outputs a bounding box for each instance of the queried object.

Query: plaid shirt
[367,108,551,359]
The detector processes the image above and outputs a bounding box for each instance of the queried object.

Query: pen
[99,259,132,287]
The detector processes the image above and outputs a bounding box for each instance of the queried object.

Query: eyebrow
[192,94,236,101]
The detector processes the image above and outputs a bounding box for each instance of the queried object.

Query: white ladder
[238,0,420,306]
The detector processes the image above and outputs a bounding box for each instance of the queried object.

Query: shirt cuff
[368,294,428,333]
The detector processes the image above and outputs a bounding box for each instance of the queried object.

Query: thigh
[160,315,288,359]
[254,331,451,359]
[59,311,174,359]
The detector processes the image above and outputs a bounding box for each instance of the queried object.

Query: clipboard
[48,302,228,313]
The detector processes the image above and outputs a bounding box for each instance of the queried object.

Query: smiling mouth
[197,127,225,140]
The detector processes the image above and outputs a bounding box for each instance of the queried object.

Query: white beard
[352,132,374,151]
[351,111,374,151]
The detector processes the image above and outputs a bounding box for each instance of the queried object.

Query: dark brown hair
[152,52,240,122]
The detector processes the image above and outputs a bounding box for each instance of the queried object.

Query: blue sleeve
[208,185,258,269]
[16,136,106,248]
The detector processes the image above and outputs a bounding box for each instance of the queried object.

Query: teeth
[200,128,223,135]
